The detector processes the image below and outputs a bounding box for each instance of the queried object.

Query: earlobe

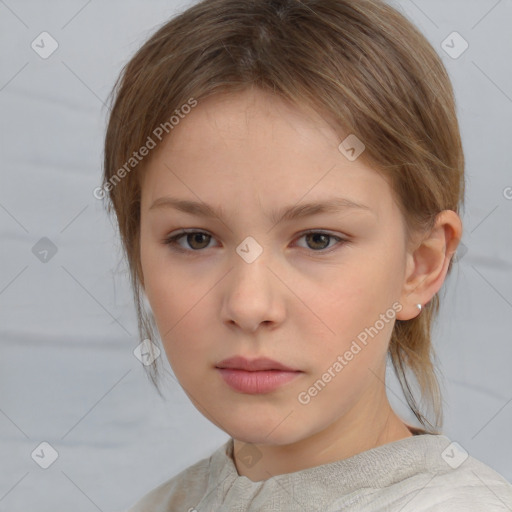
[396,210,462,321]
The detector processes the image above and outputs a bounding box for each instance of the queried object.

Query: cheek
[140,263,212,373]
[307,257,399,368]
[313,259,387,324]
[140,238,186,346]
[140,231,188,323]
[145,285,209,379]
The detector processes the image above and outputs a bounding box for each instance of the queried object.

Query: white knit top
[127,432,512,511]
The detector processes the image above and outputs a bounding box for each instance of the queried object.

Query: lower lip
[216,368,302,394]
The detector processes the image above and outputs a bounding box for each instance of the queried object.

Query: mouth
[215,356,303,394]
[215,355,301,372]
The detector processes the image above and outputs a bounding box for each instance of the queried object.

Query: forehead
[184,88,342,144]
[140,89,396,219]
[143,88,344,172]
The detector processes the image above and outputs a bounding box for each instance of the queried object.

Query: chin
[226,421,309,447]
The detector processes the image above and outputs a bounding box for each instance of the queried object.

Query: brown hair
[102,0,465,432]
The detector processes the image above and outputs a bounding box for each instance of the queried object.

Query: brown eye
[164,230,214,251]
[185,232,211,250]
[296,231,346,252]
[164,230,347,255]
[304,232,331,250]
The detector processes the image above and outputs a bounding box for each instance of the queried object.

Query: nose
[220,244,286,333]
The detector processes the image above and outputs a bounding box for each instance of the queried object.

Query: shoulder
[397,441,512,511]
[332,434,512,512]
[125,446,216,512]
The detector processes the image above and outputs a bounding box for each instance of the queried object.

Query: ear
[396,210,462,321]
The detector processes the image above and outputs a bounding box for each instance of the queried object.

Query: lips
[215,355,300,372]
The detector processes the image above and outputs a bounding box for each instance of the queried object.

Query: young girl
[102,0,512,510]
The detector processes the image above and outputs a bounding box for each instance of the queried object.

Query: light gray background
[1,0,511,511]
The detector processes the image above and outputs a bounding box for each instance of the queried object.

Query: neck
[232,388,413,482]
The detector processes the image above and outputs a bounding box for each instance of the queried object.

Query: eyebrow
[149,196,373,224]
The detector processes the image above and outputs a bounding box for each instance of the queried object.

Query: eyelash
[163,229,348,255]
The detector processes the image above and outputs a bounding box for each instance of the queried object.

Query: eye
[163,230,348,254]
[164,229,216,252]
[294,231,346,252]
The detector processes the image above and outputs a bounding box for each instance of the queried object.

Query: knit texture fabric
[127,433,512,511]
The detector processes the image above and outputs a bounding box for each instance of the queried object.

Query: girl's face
[139,88,412,446]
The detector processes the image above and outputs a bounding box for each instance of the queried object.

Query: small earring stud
[417,304,422,311]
